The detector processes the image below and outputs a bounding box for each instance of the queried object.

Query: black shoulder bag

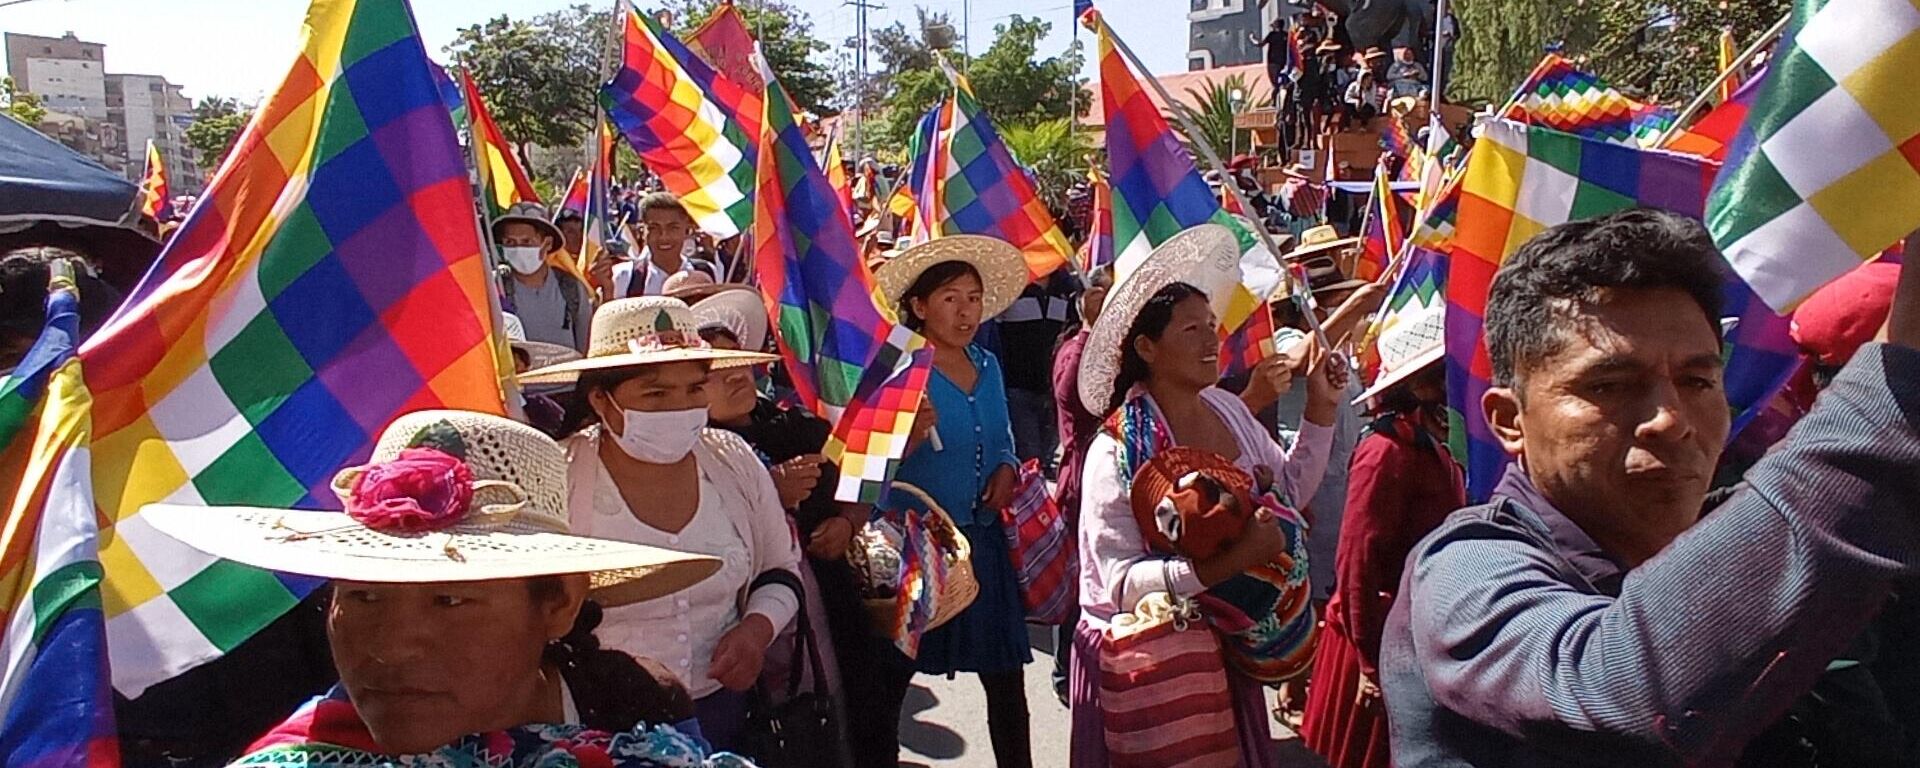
[740,569,852,768]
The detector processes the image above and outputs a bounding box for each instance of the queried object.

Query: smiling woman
[1070,224,1348,768]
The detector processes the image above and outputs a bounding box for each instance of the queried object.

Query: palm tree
[1001,118,1093,214]
[1169,74,1271,159]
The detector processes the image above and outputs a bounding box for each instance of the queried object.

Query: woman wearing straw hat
[1299,300,1463,768]
[692,286,866,722]
[519,296,798,754]
[138,410,741,765]
[866,234,1036,768]
[1069,224,1348,767]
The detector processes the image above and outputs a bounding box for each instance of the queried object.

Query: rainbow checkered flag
[82,0,508,696]
[923,61,1072,279]
[0,274,117,766]
[1445,121,1799,499]
[602,6,760,238]
[890,104,943,237]
[1707,0,1920,312]
[1090,11,1276,359]
[1505,54,1677,149]
[753,64,932,504]
[139,139,173,224]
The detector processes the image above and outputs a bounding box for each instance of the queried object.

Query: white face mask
[502,246,545,275]
[608,406,706,463]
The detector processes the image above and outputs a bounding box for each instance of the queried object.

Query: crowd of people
[7,169,1914,768]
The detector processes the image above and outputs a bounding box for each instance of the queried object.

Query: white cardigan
[563,427,803,634]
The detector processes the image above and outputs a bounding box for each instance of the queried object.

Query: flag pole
[457,67,527,421]
[1093,12,1335,354]
[1656,11,1790,145]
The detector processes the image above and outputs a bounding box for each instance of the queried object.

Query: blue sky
[0,0,1188,104]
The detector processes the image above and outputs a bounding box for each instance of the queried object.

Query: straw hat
[1285,225,1362,262]
[1355,299,1445,405]
[1078,224,1243,415]
[1269,250,1368,304]
[690,285,769,352]
[502,312,583,371]
[140,410,721,607]
[874,235,1029,320]
[491,202,564,249]
[519,296,776,386]
[1128,447,1255,562]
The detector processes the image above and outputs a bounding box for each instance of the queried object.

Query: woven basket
[853,482,979,635]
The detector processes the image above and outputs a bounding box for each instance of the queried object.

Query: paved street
[897,626,1329,767]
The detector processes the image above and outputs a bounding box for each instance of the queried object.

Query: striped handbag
[1000,459,1075,624]
[1098,559,1241,768]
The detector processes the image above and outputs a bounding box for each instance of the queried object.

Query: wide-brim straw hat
[491,201,564,248]
[1286,225,1362,262]
[519,296,776,387]
[140,410,721,607]
[1355,299,1445,405]
[1079,224,1243,415]
[874,235,1029,320]
[691,285,769,352]
[503,312,583,371]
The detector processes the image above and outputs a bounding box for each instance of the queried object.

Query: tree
[663,0,835,114]
[1000,118,1093,214]
[446,4,609,171]
[1449,0,1789,106]
[1582,0,1788,101]
[184,97,252,172]
[877,15,1087,153]
[1169,74,1271,160]
[2,77,45,126]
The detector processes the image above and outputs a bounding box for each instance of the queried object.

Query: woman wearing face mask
[865,236,1036,768]
[1299,306,1463,768]
[521,296,799,753]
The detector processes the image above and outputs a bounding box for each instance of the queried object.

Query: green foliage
[1000,118,1093,214]
[445,4,609,160]
[1450,0,1790,105]
[184,98,252,172]
[1169,74,1270,160]
[662,0,835,114]
[1,77,44,126]
[876,14,1087,155]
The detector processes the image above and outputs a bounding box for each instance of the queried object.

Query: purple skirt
[1067,619,1282,768]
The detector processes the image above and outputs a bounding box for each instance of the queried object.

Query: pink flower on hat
[346,448,475,534]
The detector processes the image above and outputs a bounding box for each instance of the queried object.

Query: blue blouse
[892,344,1020,527]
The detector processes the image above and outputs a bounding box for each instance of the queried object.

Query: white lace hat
[1078,224,1244,415]
[690,285,770,352]
[140,410,720,607]
[1354,299,1445,406]
[518,296,776,386]
[502,312,583,370]
[873,235,1030,320]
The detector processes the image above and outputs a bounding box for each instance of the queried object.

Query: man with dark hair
[554,209,586,259]
[605,192,723,297]
[1380,208,1920,765]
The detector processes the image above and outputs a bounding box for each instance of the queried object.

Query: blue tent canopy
[0,114,145,230]
[0,115,160,289]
